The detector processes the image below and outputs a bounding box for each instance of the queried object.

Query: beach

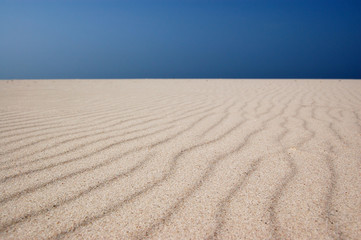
[0,79,360,239]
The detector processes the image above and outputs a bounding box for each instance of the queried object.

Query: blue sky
[0,0,360,79]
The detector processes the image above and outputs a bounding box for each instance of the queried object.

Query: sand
[0,79,360,240]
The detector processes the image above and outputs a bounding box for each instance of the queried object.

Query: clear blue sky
[1,0,360,79]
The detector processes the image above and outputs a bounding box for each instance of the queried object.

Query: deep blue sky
[1,0,360,79]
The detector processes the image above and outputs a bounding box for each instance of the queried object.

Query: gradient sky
[1,0,360,79]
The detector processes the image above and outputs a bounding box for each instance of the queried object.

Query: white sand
[0,79,360,239]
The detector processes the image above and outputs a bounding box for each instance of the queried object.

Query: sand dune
[0,79,360,239]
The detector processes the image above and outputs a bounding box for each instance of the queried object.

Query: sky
[0,0,360,79]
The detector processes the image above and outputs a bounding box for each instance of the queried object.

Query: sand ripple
[0,79,360,239]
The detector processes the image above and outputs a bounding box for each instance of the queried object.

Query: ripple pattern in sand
[0,79,360,240]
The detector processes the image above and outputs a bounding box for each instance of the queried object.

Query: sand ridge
[0,79,360,239]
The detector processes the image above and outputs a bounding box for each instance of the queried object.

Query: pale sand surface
[0,79,360,240]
